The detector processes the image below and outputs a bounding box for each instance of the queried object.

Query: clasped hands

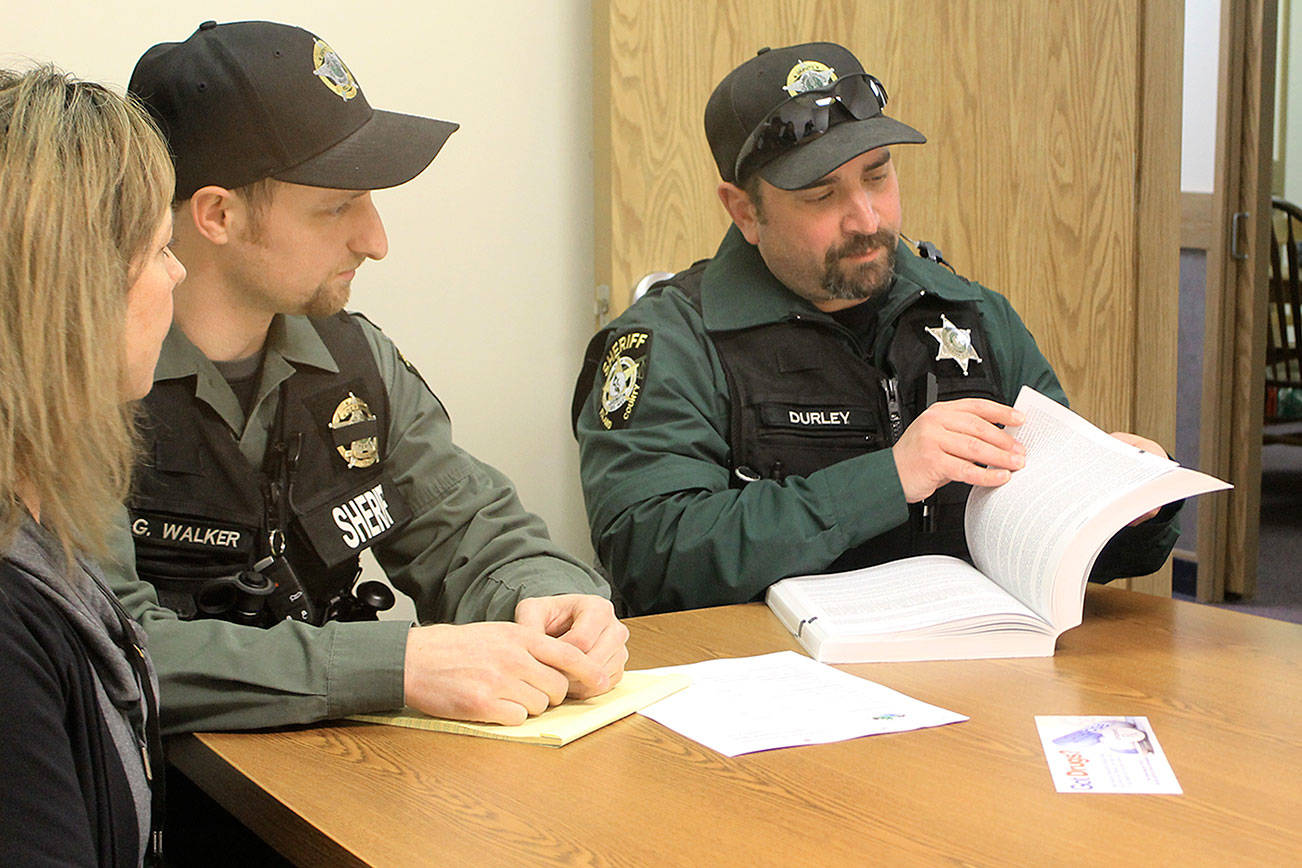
[403,594,629,726]
[891,398,1166,521]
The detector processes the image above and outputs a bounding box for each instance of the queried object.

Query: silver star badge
[925,314,982,375]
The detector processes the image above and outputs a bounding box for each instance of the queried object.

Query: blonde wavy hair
[0,66,174,559]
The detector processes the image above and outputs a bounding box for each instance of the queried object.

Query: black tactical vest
[575,263,1004,572]
[129,313,412,625]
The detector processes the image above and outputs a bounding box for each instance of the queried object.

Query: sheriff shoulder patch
[598,329,652,430]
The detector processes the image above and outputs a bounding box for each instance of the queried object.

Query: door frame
[1197,0,1278,601]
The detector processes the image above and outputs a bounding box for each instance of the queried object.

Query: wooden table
[169,587,1302,866]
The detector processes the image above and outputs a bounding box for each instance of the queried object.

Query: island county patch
[598,329,653,430]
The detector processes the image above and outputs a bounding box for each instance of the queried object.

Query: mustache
[829,229,896,260]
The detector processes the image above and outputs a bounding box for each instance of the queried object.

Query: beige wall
[1285,0,1302,200]
[3,1,599,564]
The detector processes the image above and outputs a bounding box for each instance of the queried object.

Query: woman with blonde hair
[0,65,185,866]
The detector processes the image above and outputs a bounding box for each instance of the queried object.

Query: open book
[766,387,1230,663]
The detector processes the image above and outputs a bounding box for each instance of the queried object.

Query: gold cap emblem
[784,60,837,97]
[312,39,358,101]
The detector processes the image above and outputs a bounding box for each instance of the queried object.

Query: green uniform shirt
[576,226,1179,614]
[105,313,607,734]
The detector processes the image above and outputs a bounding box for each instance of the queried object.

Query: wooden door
[594,0,1184,594]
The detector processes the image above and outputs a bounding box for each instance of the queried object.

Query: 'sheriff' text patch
[598,330,652,430]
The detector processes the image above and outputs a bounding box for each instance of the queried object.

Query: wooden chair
[1265,197,1302,446]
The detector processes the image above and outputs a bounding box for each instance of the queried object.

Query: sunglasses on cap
[733,72,890,183]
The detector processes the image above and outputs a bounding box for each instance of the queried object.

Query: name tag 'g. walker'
[599,329,653,430]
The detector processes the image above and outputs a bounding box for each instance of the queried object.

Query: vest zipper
[882,377,904,442]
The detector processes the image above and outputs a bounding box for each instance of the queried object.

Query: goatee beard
[820,229,897,300]
[303,282,351,318]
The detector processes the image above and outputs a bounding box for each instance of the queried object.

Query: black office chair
[1265,197,1302,446]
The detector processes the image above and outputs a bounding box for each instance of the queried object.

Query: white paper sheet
[636,651,967,757]
[1035,715,1182,794]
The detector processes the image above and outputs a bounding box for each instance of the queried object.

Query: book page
[965,388,1178,621]
[773,555,1043,636]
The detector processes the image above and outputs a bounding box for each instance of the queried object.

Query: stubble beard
[302,278,352,318]
[301,258,364,317]
[231,219,355,319]
[819,229,898,301]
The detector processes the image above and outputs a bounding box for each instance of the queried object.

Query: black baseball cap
[705,42,925,190]
[130,20,459,199]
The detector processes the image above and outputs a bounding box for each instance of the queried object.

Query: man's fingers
[515,595,623,654]
[403,622,605,724]
[551,597,615,653]
[527,633,609,696]
[512,603,549,633]
[570,622,631,697]
[502,676,558,717]
[894,399,1028,502]
[944,398,1025,428]
[567,645,628,699]
[514,652,572,707]
[939,411,1025,457]
[515,596,628,698]
[477,699,530,727]
[560,614,630,699]
[581,619,631,671]
[514,596,571,634]
[938,430,1025,472]
[949,459,1013,488]
[559,602,628,658]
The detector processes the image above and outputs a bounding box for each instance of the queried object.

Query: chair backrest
[1266,198,1302,421]
[631,271,676,305]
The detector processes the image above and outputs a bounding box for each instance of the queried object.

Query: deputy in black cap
[103,20,628,736]
[573,42,1181,615]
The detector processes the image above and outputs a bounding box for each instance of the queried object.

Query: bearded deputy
[572,42,1181,615]
[105,19,628,740]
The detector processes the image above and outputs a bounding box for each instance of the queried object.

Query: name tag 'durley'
[760,404,875,431]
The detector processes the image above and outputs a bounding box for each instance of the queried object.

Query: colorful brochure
[1035,715,1182,794]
